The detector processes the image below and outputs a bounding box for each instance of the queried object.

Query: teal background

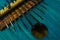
[0,0,60,40]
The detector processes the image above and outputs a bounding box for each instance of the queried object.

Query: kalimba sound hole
[31,23,48,39]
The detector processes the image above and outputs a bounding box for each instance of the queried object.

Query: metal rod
[3,20,11,32]
[18,6,33,27]
[10,12,21,30]
[8,14,16,31]
[14,11,28,29]
[24,3,41,23]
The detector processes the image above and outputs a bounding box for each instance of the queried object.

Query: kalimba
[0,0,60,40]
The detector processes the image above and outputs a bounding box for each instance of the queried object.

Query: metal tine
[23,2,41,23]
[31,0,46,15]
[20,18,28,29]
[38,3,47,10]
[11,12,22,30]
[42,1,48,6]
[35,6,46,15]
[32,0,47,10]
[3,20,11,32]
[27,11,40,24]
[39,3,47,10]
[18,5,33,27]
[14,10,28,29]
[34,0,48,6]
[27,1,44,20]
[39,1,48,10]
[31,9,44,20]
[8,14,16,31]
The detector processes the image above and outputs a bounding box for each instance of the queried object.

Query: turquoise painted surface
[0,0,60,40]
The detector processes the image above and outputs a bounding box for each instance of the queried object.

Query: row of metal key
[0,0,48,39]
[0,0,41,30]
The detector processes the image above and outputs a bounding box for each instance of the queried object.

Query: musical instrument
[0,0,60,40]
